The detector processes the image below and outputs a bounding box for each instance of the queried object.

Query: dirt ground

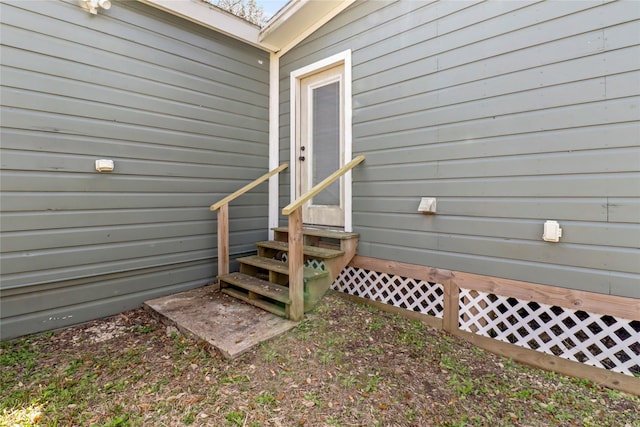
[1,291,639,426]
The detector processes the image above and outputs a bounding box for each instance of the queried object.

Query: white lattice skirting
[333,266,639,377]
[458,289,640,376]
[333,266,444,319]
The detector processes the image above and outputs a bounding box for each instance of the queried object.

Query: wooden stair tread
[273,226,359,240]
[219,272,291,304]
[221,288,287,318]
[238,255,329,279]
[256,240,344,259]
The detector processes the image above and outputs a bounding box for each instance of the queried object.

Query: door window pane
[312,81,340,206]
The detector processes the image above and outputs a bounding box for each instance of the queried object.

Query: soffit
[259,0,348,54]
[138,0,269,50]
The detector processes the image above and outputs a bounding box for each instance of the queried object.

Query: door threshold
[303,224,345,232]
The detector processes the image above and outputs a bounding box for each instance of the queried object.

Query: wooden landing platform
[144,285,299,359]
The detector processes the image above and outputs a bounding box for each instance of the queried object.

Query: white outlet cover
[543,220,562,242]
[95,159,114,172]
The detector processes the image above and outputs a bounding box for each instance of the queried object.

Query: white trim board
[268,53,280,239]
[288,50,353,231]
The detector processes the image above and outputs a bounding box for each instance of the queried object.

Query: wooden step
[221,288,287,318]
[218,272,291,304]
[237,255,329,280]
[256,240,344,259]
[273,226,359,240]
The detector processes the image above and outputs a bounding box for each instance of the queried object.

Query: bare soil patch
[2,291,638,426]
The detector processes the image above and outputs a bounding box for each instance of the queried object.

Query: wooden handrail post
[443,277,459,334]
[217,204,229,278]
[210,164,288,283]
[288,207,304,321]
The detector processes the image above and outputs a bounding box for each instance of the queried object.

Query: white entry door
[296,65,345,228]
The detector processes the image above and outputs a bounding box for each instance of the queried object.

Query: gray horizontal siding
[354,197,639,225]
[0,0,270,339]
[0,262,211,340]
[353,212,640,249]
[0,262,213,318]
[280,0,640,298]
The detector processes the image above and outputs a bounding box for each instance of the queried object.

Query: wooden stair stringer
[303,234,359,311]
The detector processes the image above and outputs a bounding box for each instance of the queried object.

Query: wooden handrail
[212,163,288,278]
[282,155,365,215]
[283,155,364,321]
[210,163,289,211]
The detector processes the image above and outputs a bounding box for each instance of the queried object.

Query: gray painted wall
[0,0,270,339]
[280,0,640,298]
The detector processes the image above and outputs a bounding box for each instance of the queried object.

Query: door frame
[289,49,353,231]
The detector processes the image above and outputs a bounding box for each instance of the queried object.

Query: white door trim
[289,49,353,231]
[268,53,279,239]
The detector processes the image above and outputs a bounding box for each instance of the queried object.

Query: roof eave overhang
[139,0,354,55]
[138,0,278,51]
[260,0,354,56]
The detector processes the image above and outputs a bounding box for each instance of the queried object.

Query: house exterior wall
[279,1,640,298]
[0,0,270,339]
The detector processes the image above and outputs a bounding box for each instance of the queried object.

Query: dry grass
[2,291,639,426]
